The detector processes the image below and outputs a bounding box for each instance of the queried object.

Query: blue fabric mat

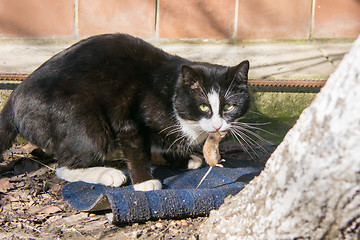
[62,159,263,225]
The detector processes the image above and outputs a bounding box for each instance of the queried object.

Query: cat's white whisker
[165,127,183,138]
[189,129,206,146]
[247,110,268,117]
[230,127,262,158]
[194,86,208,100]
[158,125,178,134]
[231,126,258,158]
[166,134,187,153]
[229,128,255,158]
[226,91,242,99]
[230,122,272,156]
[199,86,209,100]
[189,74,209,100]
[232,121,271,127]
[232,120,275,135]
[231,123,272,143]
[224,76,237,100]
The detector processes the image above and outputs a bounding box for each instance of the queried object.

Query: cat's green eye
[199,104,209,112]
[224,103,235,112]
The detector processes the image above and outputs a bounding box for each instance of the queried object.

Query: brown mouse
[203,131,227,166]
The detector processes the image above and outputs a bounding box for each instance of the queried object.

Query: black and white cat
[0,34,250,191]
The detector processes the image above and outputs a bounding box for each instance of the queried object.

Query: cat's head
[174,60,250,144]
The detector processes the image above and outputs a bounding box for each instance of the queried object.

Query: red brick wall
[0,0,358,40]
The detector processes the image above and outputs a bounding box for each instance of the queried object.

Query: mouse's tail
[0,100,17,159]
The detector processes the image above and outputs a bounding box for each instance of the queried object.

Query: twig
[28,158,55,171]
[66,227,83,236]
[0,226,8,232]
[196,166,213,189]
[23,224,42,233]
[12,154,55,171]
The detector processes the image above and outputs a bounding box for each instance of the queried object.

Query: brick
[78,0,155,39]
[159,0,235,39]
[313,0,360,38]
[237,0,312,40]
[0,0,74,38]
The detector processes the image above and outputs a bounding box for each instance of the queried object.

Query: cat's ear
[229,60,249,83]
[181,65,202,89]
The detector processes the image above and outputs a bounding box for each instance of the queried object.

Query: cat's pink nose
[212,124,222,131]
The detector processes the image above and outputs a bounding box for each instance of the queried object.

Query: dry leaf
[21,143,39,155]
[0,180,15,192]
[27,206,62,220]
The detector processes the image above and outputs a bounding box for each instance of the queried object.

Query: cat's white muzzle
[199,117,231,132]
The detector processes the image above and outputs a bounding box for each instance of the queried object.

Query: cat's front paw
[56,167,127,188]
[133,179,162,191]
[99,168,127,187]
[187,154,203,169]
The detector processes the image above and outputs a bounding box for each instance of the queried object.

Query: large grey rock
[200,37,360,239]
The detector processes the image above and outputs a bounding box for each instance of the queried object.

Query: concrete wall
[0,0,359,40]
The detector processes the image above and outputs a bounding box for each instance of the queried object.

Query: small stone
[17,222,23,229]
[169,227,180,235]
[131,231,138,238]
[181,219,188,226]
[155,222,164,229]
[136,230,143,238]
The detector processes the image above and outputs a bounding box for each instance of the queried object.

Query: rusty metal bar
[0,73,327,88]
[248,79,326,88]
[0,73,28,81]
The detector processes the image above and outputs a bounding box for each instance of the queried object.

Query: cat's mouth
[206,129,228,134]
[199,119,232,133]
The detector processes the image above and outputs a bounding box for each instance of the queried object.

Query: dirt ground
[0,141,273,240]
[0,143,211,240]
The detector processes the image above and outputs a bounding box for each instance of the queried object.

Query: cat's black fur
[0,34,250,186]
